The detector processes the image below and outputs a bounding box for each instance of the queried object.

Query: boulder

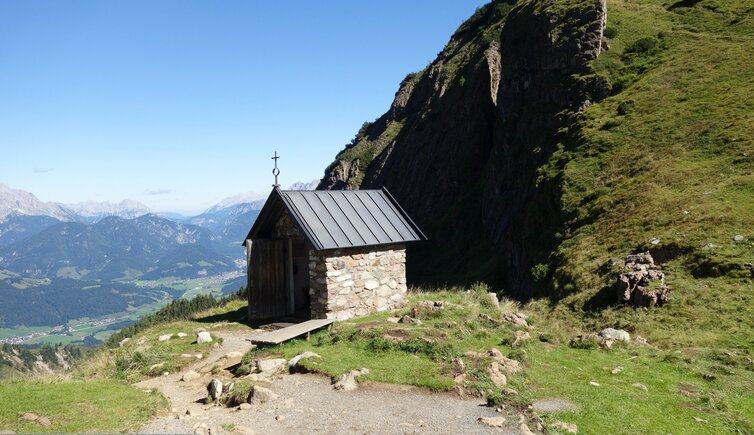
[207,378,223,402]
[478,416,506,428]
[599,328,630,342]
[615,252,670,308]
[503,312,529,328]
[254,358,287,374]
[288,351,321,368]
[197,331,213,344]
[333,368,369,391]
[158,333,174,342]
[487,362,507,387]
[250,385,278,404]
[181,370,201,382]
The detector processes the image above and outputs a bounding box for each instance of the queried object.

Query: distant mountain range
[0,180,320,281]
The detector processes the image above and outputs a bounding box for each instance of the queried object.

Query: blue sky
[0,0,487,214]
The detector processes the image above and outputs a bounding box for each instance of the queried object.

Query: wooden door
[250,238,287,320]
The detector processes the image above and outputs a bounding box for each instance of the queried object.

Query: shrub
[603,26,618,39]
[531,263,550,282]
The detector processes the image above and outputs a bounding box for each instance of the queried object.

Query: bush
[603,26,618,39]
[531,263,550,282]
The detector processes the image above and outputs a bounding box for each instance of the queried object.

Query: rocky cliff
[319,0,609,295]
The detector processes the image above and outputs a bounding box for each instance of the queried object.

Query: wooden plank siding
[249,238,287,320]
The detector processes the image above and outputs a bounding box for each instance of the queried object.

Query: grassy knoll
[0,379,166,434]
[243,287,753,434]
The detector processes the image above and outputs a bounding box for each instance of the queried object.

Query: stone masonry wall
[308,244,407,320]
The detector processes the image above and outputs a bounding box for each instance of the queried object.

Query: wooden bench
[249,318,335,345]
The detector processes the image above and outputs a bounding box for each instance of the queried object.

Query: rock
[386,317,400,323]
[503,388,519,396]
[35,417,51,427]
[453,373,467,385]
[478,416,506,428]
[488,348,504,359]
[399,315,422,325]
[632,382,649,392]
[649,237,660,245]
[615,252,670,308]
[502,312,529,327]
[158,333,174,342]
[119,337,131,347]
[733,234,744,241]
[333,368,369,391]
[487,293,500,309]
[589,380,600,387]
[635,335,649,346]
[181,370,201,382]
[197,331,213,344]
[177,332,188,338]
[692,416,708,424]
[238,402,252,411]
[250,385,278,404]
[224,351,244,359]
[255,358,287,374]
[611,366,623,374]
[137,338,146,345]
[703,243,717,250]
[513,330,531,347]
[288,351,321,367]
[207,378,223,402]
[552,420,578,433]
[487,362,507,387]
[19,412,39,421]
[452,357,465,374]
[275,415,286,422]
[599,328,630,342]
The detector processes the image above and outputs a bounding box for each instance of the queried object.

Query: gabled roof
[243,188,426,251]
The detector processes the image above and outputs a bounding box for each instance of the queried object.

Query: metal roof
[244,188,426,251]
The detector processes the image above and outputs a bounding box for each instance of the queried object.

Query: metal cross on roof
[271,151,281,187]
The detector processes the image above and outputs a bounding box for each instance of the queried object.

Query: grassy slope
[0,300,252,433]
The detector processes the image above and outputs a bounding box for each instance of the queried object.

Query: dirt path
[136,330,528,435]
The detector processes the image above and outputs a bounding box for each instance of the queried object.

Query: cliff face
[319,0,608,295]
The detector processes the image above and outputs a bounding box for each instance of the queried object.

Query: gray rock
[177,332,188,338]
[207,378,223,401]
[703,243,717,250]
[478,416,506,428]
[158,333,174,342]
[333,368,369,391]
[250,385,278,404]
[733,234,744,241]
[255,358,287,374]
[487,293,500,309]
[599,328,630,342]
[238,403,252,411]
[632,382,649,392]
[197,331,213,344]
[181,370,201,382]
[19,412,39,421]
[288,351,321,367]
[119,337,131,347]
[487,362,507,387]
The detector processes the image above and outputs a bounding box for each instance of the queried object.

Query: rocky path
[136,330,529,435]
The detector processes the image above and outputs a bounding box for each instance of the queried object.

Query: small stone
[207,378,223,401]
[632,383,648,392]
[119,337,131,347]
[275,415,286,422]
[487,293,500,309]
[181,370,201,382]
[703,243,717,250]
[386,317,400,323]
[611,367,623,375]
[589,380,600,387]
[733,235,744,241]
[487,362,507,387]
[399,315,422,325]
[197,331,213,344]
[333,368,369,391]
[635,336,649,346]
[692,416,708,424]
[255,358,287,374]
[238,403,252,411]
[158,333,173,342]
[650,238,660,245]
[478,416,506,428]
[250,385,278,404]
[19,413,39,422]
[598,328,630,342]
[177,332,188,338]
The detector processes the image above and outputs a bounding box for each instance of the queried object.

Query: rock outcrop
[615,252,670,308]
[318,0,609,296]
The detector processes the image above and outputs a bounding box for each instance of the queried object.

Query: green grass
[0,379,166,433]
